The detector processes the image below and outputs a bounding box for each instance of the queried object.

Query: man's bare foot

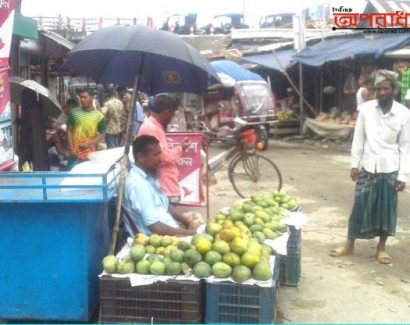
[329,246,354,257]
[376,250,392,264]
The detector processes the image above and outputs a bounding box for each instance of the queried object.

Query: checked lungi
[348,170,398,240]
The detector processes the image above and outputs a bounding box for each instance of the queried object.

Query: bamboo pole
[298,62,304,135]
[108,75,140,255]
[271,50,317,117]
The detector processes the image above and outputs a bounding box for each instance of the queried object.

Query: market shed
[295,34,410,67]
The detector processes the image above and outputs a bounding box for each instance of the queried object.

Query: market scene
[1,0,410,323]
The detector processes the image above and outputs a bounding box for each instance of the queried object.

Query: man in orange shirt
[138,94,190,202]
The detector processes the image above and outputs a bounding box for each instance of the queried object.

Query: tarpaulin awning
[242,49,297,72]
[211,60,263,82]
[12,13,38,39]
[295,34,410,67]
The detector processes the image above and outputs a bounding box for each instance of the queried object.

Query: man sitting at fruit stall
[123,135,199,237]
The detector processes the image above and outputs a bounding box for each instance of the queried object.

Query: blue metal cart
[0,168,119,321]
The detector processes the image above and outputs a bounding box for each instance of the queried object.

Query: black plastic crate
[205,258,279,323]
[99,277,203,323]
[279,250,301,286]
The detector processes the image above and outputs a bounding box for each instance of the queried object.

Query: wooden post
[319,68,323,112]
[298,62,304,136]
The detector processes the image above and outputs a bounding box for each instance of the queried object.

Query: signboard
[167,132,202,206]
[0,1,14,169]
[0,66,9,115]
[0,0,16,67]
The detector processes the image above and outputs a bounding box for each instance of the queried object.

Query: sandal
[329,246,353,257]
[376,251,392,264]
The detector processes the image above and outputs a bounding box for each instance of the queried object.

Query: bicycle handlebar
[194,117,250,140]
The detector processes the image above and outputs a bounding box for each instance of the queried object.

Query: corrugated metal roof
[41,31,74,50]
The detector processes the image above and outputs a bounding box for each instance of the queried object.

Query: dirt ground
[207,138,410,323]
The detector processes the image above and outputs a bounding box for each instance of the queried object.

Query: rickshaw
[198,60,276,150]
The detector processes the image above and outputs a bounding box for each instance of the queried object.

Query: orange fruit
[256,142,265,150]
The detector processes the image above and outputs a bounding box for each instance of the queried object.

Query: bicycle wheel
[228,153,282,198]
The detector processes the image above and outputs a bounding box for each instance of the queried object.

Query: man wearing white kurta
[330,70,410,264]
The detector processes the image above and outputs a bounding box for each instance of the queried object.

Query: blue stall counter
[0,163,120,321]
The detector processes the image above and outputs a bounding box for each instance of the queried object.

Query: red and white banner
[0,66,9,115]
[167,132,202,206]
[0,0,16,68]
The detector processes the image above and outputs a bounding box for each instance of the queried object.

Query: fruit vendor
[330,70,410,264]
[137,94,190,202]
[123,135,199,237]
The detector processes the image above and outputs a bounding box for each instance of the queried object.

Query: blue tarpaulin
[295,34,410,67]
[211,60,264,81]
[241,49,297,72]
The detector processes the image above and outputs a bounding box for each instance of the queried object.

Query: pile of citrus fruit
[102,191,297,283]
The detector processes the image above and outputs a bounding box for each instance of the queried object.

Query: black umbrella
[10,77,62,119]
[63,25,220,254]
[63,25,220,95]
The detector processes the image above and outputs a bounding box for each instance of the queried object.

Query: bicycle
[197,117,282,198]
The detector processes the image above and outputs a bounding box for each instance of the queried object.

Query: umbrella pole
[109,75,140,255]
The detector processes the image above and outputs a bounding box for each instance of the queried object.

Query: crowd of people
[47,86,145,170]
[45,88,201,239]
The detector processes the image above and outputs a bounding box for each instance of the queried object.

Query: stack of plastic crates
[205,256,280,323]
[279,225,302,286]
[99,277,203,323]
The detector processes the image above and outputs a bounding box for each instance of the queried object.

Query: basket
[240,129,256,144]
[205,258,279,323]
[99,277,203,323]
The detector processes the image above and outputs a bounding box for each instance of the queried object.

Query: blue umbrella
[63,25,219,95]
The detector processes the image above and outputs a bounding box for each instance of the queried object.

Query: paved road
[208,139,410,323]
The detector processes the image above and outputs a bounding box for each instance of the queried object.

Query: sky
[21,0,366,28]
